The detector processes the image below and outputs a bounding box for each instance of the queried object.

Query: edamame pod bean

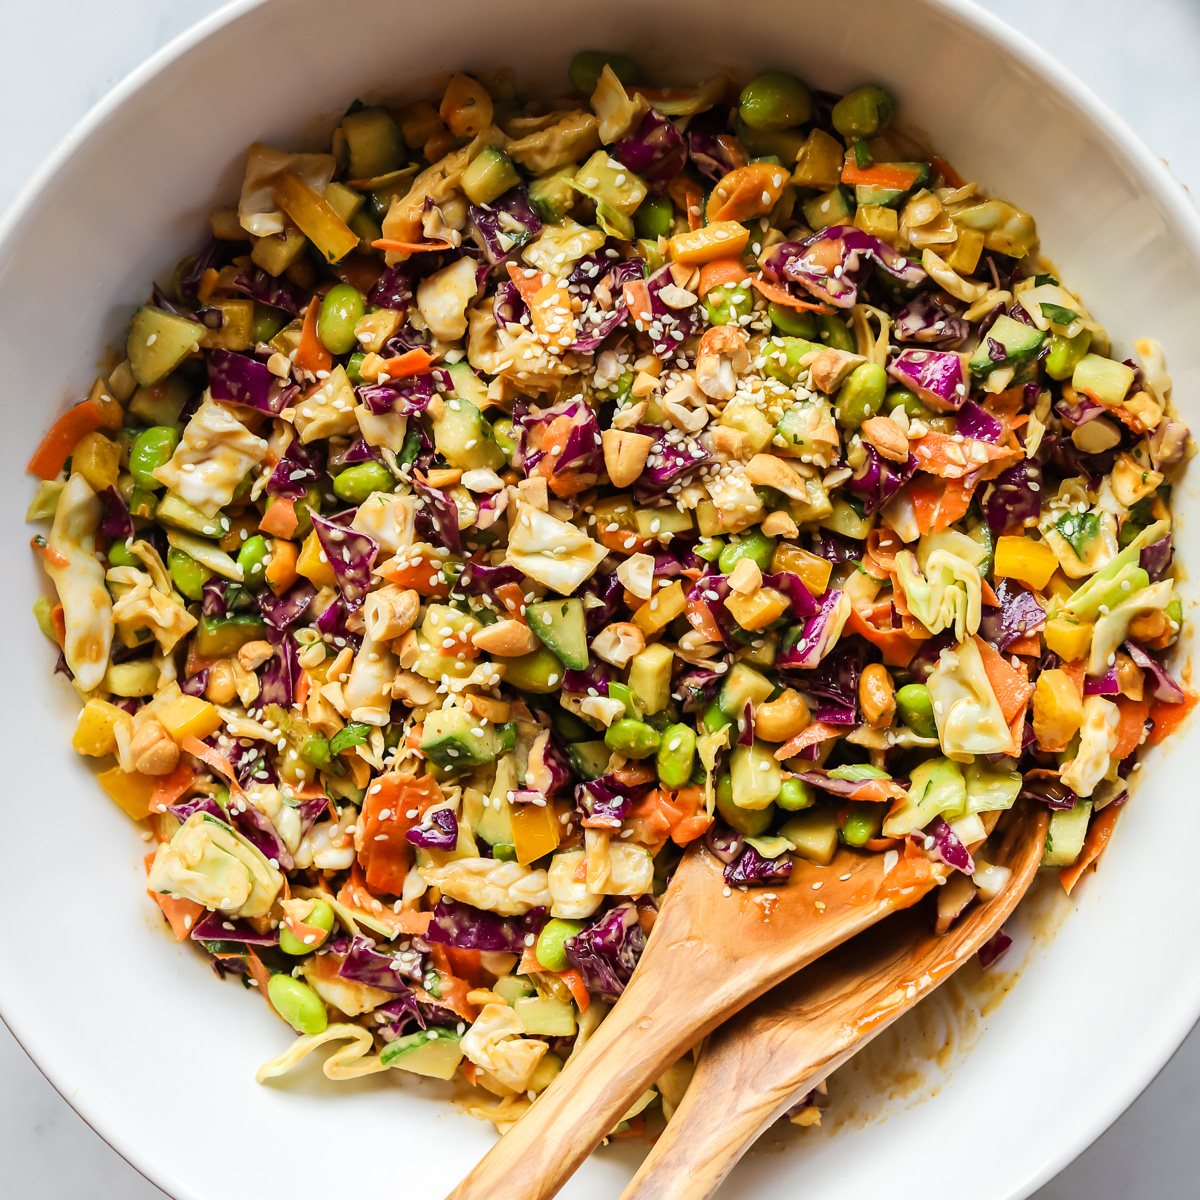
[535,917,587,972]
[700,700,730,734]
[604,719,661,760]
[107,539,140,568]
[167,547,209,602]
[279,897,336,955]
[835,362,888,430]
[716,775,774,836]
[333,461,395,504]
[317,284,366,357]
[657,723,698,789]
[635,194,674,240]
[768,302,818,339]
[896,683,938,739]
[267,973,328,1035]
[719,530,777,575]
[841,802,884,847]
[236,534,272,588]
[739,71,812,131]
[884,386,934,421]
[568,50,638,96]
[704,282,753,328]
[1044,328,1093,381]
[129,426,180,490]
[832,86,896,139]
[816,313,856,352]
[777,777,815,811]
[252,302,290,346]
[492,843,517,861]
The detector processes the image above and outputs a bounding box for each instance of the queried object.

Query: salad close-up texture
[25,49,1195,1138]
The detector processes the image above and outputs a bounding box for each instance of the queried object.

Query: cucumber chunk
[420,708,502,770]
[127,306,205,386]
[525,598,588,670]
[379,1027,464,1080]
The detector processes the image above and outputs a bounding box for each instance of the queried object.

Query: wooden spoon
[618,806,1049,1200]
[445,840,947,1200]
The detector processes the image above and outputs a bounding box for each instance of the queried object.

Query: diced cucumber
[445,360,490,409]
[969,314,1046,376]
[505,645,565,693]
[128,376,190,427]
[379,1027,464,1080]
[431,393,505,472]
[819,497,874,540]
[773,399,831,457]
[341,106,406,180]
[194,614,269,658]
[494,975,536,1005]
[514,995,577,1037]
[156,491,231,539]
[781,809,839,865]
[716,776,773,836]
[568,740,611,780]
[628,643,675,715]
[127,306,206,387]
[421,708,502,770]
[572,151,648,218]
[633,507,694,537]
[476,794,514,846]
[802,185,854,231]
[323,181,365,225]
[525,598,589,670]
[855,184,907,208]
[1042,801,1093,868]
[881,756,966,838]
[529,165,578,223]
[718,662,774,718]
[462,147,521,207]
[730,741,783,810]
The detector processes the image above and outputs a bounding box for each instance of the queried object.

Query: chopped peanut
[858,663,896,729]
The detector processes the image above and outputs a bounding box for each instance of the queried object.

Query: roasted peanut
[472,619,541,656]
[859,663,896,728]
[205,659,238,705]
[130,719,180,776]
[237,640,275,671]
[754,689,811,742]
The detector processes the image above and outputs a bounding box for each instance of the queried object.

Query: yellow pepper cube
[993,535,1059,591]
[1032,668,1085,752]
[792,129,844,190]
[725,587,790,631]
[158,695,223,741]
[97,765,158,821]
[71,431,122,492]
[668,221,749,265]
[854,205,898,245]
[632,580,687,635]
[770,545,832,596]
[297,529,338,588]
[510,801,562,866]
[1043,617,1093,664]
[73,698,132,757]
[945,225,985,274]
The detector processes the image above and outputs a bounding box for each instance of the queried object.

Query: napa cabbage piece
[547,850,604,919]
[342,634,397,725]
[45,473,112,692]
[505,501,607,594]
[352,492,416,554]
[152,398,268,516]
[238,142,336,237]
[895,548,982,641]
[417,257,481,342]
[963,758,1022,815]
[418,857,552,915]
[1037,479,1119,579]
[1060,695,1120,797]
[147,812,284,917]
[583,830,655,896]
[591,64,645,144]
[256,1024,385,1084]
[293,366,360,444]
[1088,579,1173,676]
[926,638,1012,760]
[1059,520,1169,619]
[462,1003,548,1093]
[882,756,965,838]
[522,217,607,274]
[109,565,197,653]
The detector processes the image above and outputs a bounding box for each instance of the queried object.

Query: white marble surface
[2,0,1199,1195]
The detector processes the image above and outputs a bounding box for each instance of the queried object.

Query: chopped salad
[27,51,1194,1134]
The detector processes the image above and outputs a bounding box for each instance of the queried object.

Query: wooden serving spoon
[618,806,1049,1200]
[445,840,947,1200]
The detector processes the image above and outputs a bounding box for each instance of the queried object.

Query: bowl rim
[2,1,1198,1197]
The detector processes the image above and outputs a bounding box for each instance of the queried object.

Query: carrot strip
[840,160,921,190]
[930,154,965,189]
[149,763,196,814]
[295,297,333,376]
[846,606,919,668]
[27,399,105,480]
[560,968,590,1012]
[973,635,1034,725]
[31,537,69,569]
[371,238,454,254]
[1112,697,1152,760]
[1006,633,1043,656]
[506,261,551,304]
[180,735,247,797]
[698,257,750,296]
[1149,690,1199,744]
[1059,804,1121,896]
[750,275,833,312]
[776,721,841,760]
[371,347,438,381]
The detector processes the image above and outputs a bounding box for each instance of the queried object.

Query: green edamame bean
[107,539,140,568]
[267,973,328,1035]
[884,386,934,421]
[604,719,661,760]
[832,86,896,139]
[317,284,366,357]
[1044,328,1093,381]
[816,313,856,352]
[635,194,674,240]
[129,426,180,490]
[719,530,777,575]
[700,699,730,735]
[167,547,209,602]
[768,302,818,339]
[236,534,272,588]
[716,775,774,836]
[535,917,587,972]
[777,777,815,811]
[279,897,336,956]
[252,302,290,346]
[841,802,883,847]
[1168,597,1182,630]
[345,350,368,385]
[492,843,518,861]
[333,461,395,505]
[127,485,158,521]
[738,71,812,131]
[568,50,638,96]
[896,683,938,739]
[656,723,697,789]
[835,362,888,430]
[762,336,821,385]
[704,282,754,328]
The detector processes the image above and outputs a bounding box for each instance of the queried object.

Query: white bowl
[2,0,1198,1196]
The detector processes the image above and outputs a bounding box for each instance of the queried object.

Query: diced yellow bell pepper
[725,587,790,631]
[945,225,985,274]
[770,545,832,596]
[158,694,223,741]
[668,221,749,265]
[97,766,157,820]
[1044,571,1075,605]
[631,580,687,635]
[71,431,122,492]
[993,535,1058,590]
[296,529,338,588]
[696,500,723,537]
[272,170,360,263]
[854,204,898,245]
[73,698,132,757]
[1032,668,1085,752]
[1043,617,1093,663]
[792,129,844,190]
[510,802,562,866]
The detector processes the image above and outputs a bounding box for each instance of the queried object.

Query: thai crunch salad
[27,52,1194,1133]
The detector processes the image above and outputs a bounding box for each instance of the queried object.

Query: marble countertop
[3,1,1198,1195]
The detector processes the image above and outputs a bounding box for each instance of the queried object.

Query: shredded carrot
[1112,696,1152,760]
[979,578,999,607]
[377,551,452,597]
[1059,804,1121,895]
[356,772,443,894]
[144,852,205,940]
[621,278,655,326]
[610,761,656,788]
[610,1116,645,1140]
[294,670,310,707]
[491,581,527,619]
[371,347,438,381]
[665,175,704,231]
[1006,633,1042,656]
[846,605,919,668]
[776,721,841,760]
[295,297,333,376]
[750,275,832,312]
[245,948,275,1007]
[517,944,542,975]
[149,763,196,814]
[49,603,65,645]
[371,238,454,254]
[840,159,921,191]
[973,635,1034,724]
[911,430,1021,479]
[908,476,976,535]
[180,735,246,797]
[258,498,298,539]
[505,261,551,305]
[850,778,910,805]
[1149,690,1199,744]
[686,595,724,642]
[697,257,751,296]
[461,1061,480,1087]
[930,154,965,189]
[560,968,590,1012]
[27,398,105,480]
[30,537,69,569]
